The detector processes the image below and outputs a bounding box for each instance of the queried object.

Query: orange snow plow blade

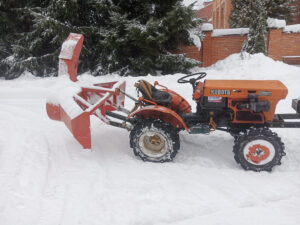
[46,104,91,148]
[46,81,126,149]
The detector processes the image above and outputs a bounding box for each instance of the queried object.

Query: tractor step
[269,113,300,128]
[268,99,300,128]
[292,99,300,114]
[189,124,210,134]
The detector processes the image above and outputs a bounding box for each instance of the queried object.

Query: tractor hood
[203,80,288,99]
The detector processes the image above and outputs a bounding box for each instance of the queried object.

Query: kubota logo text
[210,89,231,95]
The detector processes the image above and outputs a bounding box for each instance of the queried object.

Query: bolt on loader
[46,33,300,172]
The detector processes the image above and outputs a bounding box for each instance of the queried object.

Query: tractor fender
[129,105,189,131]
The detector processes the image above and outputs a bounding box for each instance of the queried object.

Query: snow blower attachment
[46,33,126,149]
[46,81,126,149]
[47,33,300,172]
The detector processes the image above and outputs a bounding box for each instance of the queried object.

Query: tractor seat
[135,80,172,104]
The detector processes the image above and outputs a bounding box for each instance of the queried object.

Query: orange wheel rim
[246,144,270,164]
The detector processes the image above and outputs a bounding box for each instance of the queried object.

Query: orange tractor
[47,34,300,172]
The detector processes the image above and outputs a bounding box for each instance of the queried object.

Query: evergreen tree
[265,0,295,22]
[230,0,252,28]
[0,0,112,79]
[243,0,267,54]
[0,0,200,79]
[230,0,294,28]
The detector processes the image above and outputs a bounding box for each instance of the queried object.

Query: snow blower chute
[46,33,126,149]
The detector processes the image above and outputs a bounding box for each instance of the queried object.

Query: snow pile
[209,53,296,77]
[1,54,300,225]
[189,31,201,50]
[212,28,249,37]
[283,24,300,33]
[201,23,213,31]
[267,18,286,29]
[47,76,83,119]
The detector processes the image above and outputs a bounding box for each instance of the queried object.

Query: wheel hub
[149,135,161,146]
[141,132,167,156]
[247,144,270,164]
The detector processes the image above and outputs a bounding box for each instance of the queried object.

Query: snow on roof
[212,28,249,37]
[182,0,205,10]
[267,18,286,29]
[282,56,300,58]
[283,24,300,33]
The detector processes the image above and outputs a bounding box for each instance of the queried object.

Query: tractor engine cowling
[203,80,288,123]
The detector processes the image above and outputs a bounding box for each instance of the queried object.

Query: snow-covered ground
[0,53,300,225]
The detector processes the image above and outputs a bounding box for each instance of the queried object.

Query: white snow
[189,31,201,50]
[201,23,213,32]
[182,0,206,10]
[58,59,69,76]
[283,56,300,58]
[212,28,249,37]
[59,39,78,60]
[1,53,300,225]
[267,18,286,29]
[283,24,300,33]
[4,55,15,62]
[47,76,83,118]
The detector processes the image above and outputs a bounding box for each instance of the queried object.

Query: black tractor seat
[135,80,172,104]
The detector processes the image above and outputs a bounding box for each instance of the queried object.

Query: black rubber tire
[233,128,285,172]
[130,119,180,162]
[230,128,247,140]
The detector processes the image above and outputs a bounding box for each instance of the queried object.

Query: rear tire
[130,120,179,162]
[233,128,285,172]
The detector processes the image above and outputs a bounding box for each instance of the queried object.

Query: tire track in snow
[0,108,51,225]
[37,127,107,225]
[0,103,105,225]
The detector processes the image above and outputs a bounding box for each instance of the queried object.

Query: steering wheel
[177,72,207,84]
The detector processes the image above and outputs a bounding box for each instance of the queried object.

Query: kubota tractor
[47,33,300,172]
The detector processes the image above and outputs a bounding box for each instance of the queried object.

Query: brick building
[205,0,300,28]
[195,1,213,22]
[212,0,232,29]
[185,0,300,67]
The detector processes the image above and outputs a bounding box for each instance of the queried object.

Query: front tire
[233,128,285,172]
[130,120,179,162]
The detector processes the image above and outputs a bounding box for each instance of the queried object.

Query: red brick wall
[178,27,300,67]
[177,29,300,67]
[267,28,300,64]
[267,29,283,61]
[177,45,202,63]
[209,34,247,66]
[281,33,300,56]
